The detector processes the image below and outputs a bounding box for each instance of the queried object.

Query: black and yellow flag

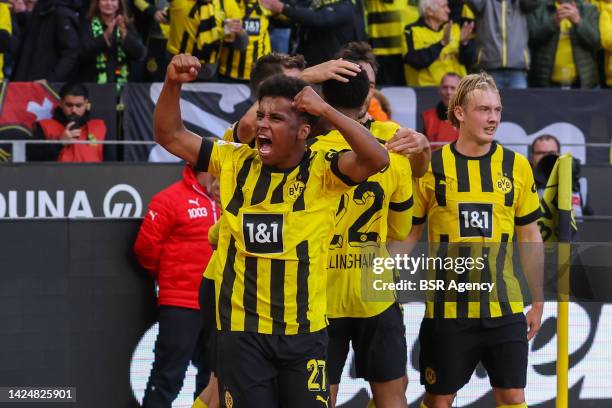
[538,153,577,243]
[538,153,575,408]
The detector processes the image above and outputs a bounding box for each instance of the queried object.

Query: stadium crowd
[1,0,609,166]
[0,0,610,88]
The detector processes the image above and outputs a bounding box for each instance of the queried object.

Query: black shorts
[217,330,330,408]
[418,313,528,395]
[199,277,218,373]
[327,303,407,384]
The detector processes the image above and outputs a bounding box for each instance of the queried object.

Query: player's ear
[454,105,465,123]
[297,123,311,141]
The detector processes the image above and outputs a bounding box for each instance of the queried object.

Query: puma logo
[315,395,329,408]
[188,198,200,206]
[149,210,157,220]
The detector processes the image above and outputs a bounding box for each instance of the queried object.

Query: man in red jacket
[26,83,108,162]
[421,72,460,149]
[134,164,220,408]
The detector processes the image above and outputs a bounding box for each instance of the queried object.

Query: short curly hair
[322,68,370,110]
[336,42,379,75]
[250,53,306,94]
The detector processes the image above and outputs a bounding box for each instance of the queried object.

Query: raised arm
[153,54,205,165]
[293,86,389,183]
[300,59,361,84]
[235,60,361,144]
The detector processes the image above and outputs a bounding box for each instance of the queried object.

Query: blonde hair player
[391,72,544,408]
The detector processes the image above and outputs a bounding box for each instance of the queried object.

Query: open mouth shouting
[257,133,273,157]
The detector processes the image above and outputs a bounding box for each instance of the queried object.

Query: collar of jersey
[260,148,313,174]
[450,140,498,160]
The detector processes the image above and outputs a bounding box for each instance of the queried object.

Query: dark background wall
[0,220,153,407]
[0,219,611,408]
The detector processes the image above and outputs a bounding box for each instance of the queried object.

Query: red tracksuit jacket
[134,165,219,309]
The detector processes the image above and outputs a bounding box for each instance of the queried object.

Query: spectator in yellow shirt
[528,0,600,88]
[403,0,475,86]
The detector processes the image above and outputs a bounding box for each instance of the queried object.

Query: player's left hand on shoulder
[386,128,430,155]
[293,86,328,116]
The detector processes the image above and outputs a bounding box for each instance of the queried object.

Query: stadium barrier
[0,164,612,407]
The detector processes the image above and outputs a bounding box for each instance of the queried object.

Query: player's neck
[455,136,493,158]
[335,107,360,123]
[269,148,308,170]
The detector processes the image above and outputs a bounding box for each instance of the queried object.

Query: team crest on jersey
[495,175,513,194]
[425,367,437,385]
[216,140,242,148]
[224,390,234,408]
[286,180,305,201]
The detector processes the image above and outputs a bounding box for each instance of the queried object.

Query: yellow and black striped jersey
[196,138,355,334]
[403,19,468,86]
[361,119,401,142]
[309,122,413,318]
[413,142,541,319]
[218,0,271,80]
[167,0,241,64]
[364,0,419,56]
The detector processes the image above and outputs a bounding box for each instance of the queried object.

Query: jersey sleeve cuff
[194,138,214,172]
[412,215,427,225]
[232,120,256,148]
[330,150,360,187]
[232,121,242,143]
[515,208,542,226]
[389,196,413,212]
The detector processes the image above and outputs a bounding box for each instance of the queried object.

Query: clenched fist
[292,86,330,117]
[166,54,202,83]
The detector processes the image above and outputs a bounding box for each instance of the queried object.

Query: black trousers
[142,306,211,408]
